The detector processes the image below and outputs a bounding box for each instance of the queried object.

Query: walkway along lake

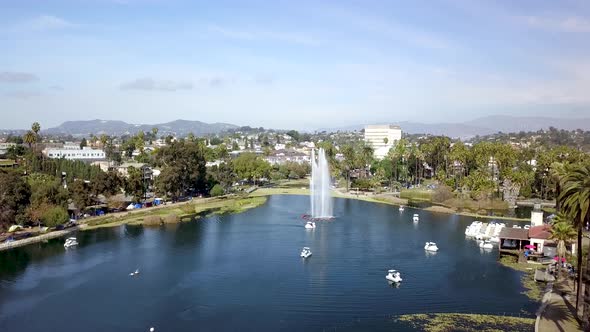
[0,195,537,331]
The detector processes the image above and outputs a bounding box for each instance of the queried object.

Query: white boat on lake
[385,269,402,283]
[300,247,312,258]
[424,242,439,252]
[64,237,78,248]
[305,221,316,229]
[479,240,493,249]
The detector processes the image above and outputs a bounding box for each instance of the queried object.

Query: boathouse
[498,228,530,256]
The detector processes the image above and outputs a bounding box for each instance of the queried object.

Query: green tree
[154,140,208,199]
[91,171,123,197]
[208,163,236,190]
[210,184,224,197]
[0,170,31,229]
[41,205,69,227]
[69,180,93,212]
[286,130,300,142]
[559,163,590,318]
[27,173,69,209]
[125,166,145,202]
[6,145,25,162]
[80,137,88,149]
[231,153,271,184]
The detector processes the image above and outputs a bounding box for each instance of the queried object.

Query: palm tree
[31,122,40,135]
[31,122,41,151]
[99,134,108,148]
[559,163,590,323]
[360,143,374,173]
[549,218,577,280]
[341,144,356,192]
[550,162,568,212]
[23,130,36,148]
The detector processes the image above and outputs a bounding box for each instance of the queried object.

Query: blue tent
[134,203,142,209]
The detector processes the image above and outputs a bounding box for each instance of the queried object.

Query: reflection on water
[0,196,536,332]
[407,200,535,219]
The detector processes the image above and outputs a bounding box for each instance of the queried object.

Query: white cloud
[24,15,77,31]
[208,25,320,46]
[120,77,193,91]
[519,15,590,33]
[0,71,38,83]
[5,91,41,99]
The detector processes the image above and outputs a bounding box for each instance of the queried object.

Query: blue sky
[1,0,589,130]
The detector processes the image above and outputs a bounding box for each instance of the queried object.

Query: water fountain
[309,148,333,219]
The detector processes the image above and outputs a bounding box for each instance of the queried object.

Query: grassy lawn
[400,188,433,201]
[82,196,268,230]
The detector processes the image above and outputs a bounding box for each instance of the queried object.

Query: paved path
[537,279,582,332]
[0,227,78,252]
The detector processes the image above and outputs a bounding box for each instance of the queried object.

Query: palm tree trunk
[556,183,561,213]
[346,171,350,192]
[583,249,590,331]
[577,222,583,312]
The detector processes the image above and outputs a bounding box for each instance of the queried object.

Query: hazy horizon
[1,0,590,130]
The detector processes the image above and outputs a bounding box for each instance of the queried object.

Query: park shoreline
[251,187,530,222]
[1,187,529,252]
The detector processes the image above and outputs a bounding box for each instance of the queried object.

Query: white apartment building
[44,147,106,160]
[0,142,16,155]
[364,125,402,160]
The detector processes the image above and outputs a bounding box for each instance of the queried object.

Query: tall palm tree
[23,130,36,148]
[550,162,568,213]
[549,218,577,280]
[31,122,40,135]
[99,134,108,148]
[31,122,41,151]
[559,163,590,325]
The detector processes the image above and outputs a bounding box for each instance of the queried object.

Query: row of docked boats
[465,221,504,244]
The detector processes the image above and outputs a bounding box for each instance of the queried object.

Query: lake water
[0,195,537,331]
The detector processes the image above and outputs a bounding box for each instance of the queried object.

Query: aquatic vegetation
[395,313,534,332]
[498,255,545,301]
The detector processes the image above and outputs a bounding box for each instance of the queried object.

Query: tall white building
[364,125,402,160]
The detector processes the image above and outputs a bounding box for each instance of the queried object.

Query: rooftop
[498,228,529,240]
[365,124,401,130]
[529,224,552,240]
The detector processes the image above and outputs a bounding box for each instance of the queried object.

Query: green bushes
[210,184,225,197]
[41,206,69,227]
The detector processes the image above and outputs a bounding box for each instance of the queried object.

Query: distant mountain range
[319,115,590,138]
[2,115,590,138]
[41,119,238,137]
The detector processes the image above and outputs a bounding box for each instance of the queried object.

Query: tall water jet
[310,148,333,218]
